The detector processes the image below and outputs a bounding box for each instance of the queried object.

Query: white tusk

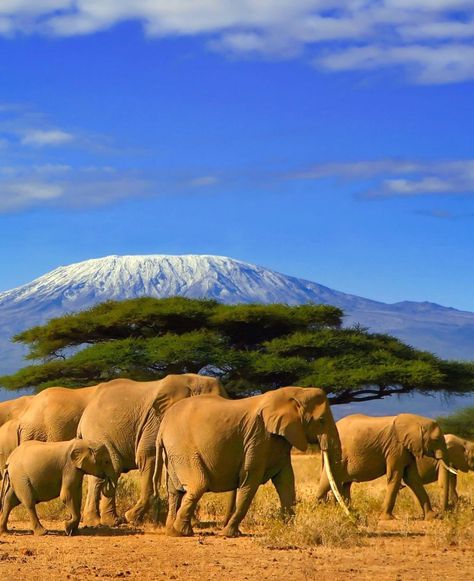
[438,458,458,475]
[322,450,352,519]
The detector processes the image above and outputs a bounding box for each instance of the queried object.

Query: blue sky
[1,2,474,310]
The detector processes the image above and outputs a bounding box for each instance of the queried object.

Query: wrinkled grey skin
[156,386,342,538]
[0,420,20,478]
[416,434,474,510]
[0,397,34,479]
[18,385,99,443]
[316,413,449,520]
[0,396,33,428]
[0,439,115,536]
[78,373,228,526]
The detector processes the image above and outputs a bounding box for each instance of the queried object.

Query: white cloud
[21,128,75,147]
[188,175,219,187]
[291,158,474,198]
[0,2,473,83]
[0,165,152,212]
[316,43,474,84]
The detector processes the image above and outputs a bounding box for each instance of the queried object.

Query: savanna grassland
[1,454,472,581]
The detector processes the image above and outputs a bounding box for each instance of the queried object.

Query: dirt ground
[0,519,472,581]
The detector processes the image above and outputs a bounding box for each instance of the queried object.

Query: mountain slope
[0,254,473,374]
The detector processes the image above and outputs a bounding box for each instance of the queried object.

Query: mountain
[0,254,473,375]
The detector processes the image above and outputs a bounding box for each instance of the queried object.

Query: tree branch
[329,385,412,405]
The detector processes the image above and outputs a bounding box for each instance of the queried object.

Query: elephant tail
[0,468,11,511]
[153,437,164,498]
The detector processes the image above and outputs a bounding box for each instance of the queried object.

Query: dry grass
[5,454,474,550]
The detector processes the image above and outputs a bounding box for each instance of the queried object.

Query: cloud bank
[0,1,473,83]
[293,159,474,198]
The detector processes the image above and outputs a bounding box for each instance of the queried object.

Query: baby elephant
[0,439,116,536]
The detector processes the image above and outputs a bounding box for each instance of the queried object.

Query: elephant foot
[378,512,396,521]
[33,526,47,536]
[424,510,438,521]
[101,514,125,527]
[82,513,101,527]
[171,519,194,537]
[220,525,242,538]
[166,526,185,537]
[124,508,145,525]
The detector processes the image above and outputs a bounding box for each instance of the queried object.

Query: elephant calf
[0,439,116,536]
[415,434,474,510]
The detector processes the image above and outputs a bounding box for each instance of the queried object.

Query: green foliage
[437,406,474,439]
[1,297,473,403]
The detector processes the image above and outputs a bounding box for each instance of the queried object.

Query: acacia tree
[1,297,473,404]
[437,407,474,439]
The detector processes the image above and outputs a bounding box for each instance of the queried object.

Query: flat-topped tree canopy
[1,297,473,404]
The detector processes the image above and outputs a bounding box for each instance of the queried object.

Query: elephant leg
[380,465,403,520]
[448,474,458,506]
[82,476,102,526]
[272,462,296,519]
[0,487,20,533]
[99,486,122,527]
[25,503,47,536]
[165,475,184,532]
[404,464,436,520]
[125,462,154,524]
[221,474,260,538]
[171,486,206,537]
[221,490,236,527]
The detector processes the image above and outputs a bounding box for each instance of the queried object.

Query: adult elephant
[78,373,228,526]
[0,396,33,427]
[316,413,452,520]
[415,434,474,510]
[18,386,99,443]
[154,386,348,538]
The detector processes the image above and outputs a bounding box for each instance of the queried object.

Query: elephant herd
[0,374,472,537]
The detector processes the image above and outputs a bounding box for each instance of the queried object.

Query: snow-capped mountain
[0,254,473,374]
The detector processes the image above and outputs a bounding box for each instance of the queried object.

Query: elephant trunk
[101,465,118,498]
[101,477,116,498]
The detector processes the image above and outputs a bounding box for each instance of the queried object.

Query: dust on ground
[0,519,472,581]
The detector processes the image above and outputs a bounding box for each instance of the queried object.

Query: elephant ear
[260,392,308,452]
[394,415,424,459]
[70,444,92,471]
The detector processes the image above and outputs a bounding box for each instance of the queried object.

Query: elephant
[316,413,451,520]
[17,385,99,442]
[154,386,348,538]
[0,419,20,477]
[78,373,228,526]
[0,395,33,427]
[0,439,116,536]
[415,434,474,510]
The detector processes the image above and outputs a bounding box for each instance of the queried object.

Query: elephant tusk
[438,458,458,475]
[322,450,352,519]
